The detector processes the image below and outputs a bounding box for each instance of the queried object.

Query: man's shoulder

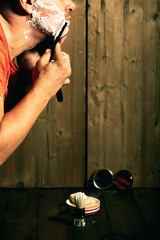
[0,36,10,98]
[0,41,9,71]
[0,25,10,68]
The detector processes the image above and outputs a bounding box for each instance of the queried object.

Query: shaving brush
[73,192,87,227]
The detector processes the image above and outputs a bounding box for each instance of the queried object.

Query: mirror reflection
[114,170,133,190]
[92,169,114,190]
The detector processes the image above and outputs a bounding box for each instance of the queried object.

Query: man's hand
[32,42,71,99]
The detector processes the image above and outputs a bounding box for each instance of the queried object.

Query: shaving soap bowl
[66,192,100,215]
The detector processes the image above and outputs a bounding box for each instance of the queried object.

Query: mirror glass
[92,169,114,190]
[114,170,133,190]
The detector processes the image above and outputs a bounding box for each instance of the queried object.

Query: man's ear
[19,0,34,14]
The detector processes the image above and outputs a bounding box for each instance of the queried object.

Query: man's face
[28,0,75,37]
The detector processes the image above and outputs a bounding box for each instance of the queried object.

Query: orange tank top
[0,22,19,100]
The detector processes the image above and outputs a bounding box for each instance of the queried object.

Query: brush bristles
[74,192,87,209]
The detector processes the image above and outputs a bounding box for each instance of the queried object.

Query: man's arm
[0,43,71,165]
[0,87,48,164]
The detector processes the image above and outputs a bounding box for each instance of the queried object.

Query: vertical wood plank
[0,189,8,224]
[44,0,86,187]
[0,0,86,187]
[37,188,73,240]
[0,189,39,240]
[88,0,134,180]
[122,0,144,186]
[155,0,160,185]
[103,190,147,240]
[133,188,160,239]
[141,0,160,186]
[87,0,160,187]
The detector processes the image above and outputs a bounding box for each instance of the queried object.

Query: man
[0,0,75,164]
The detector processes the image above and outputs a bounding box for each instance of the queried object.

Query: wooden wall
[0,0,159,188]
[88,0,160,187]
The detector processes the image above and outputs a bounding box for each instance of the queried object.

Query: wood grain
[87,0,160,187]
[0,189,39,240]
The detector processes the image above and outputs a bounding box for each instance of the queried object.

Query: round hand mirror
[114,170,133,190]
[92,169,114,190]
[90,169,133,190]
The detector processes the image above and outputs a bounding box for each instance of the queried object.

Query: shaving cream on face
[27,0,68,37]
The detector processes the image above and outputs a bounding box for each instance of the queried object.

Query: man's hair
[0,0,19,6]
[0,0,23,14]
[0,0,19,10]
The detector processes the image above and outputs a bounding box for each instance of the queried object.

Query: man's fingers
[37,49,51,70]
[53,43,64,62]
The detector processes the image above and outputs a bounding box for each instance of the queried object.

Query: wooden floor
[0,188,159,240]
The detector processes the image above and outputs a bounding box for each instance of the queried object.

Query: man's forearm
[0,86,49,165]
[0,43,71,165]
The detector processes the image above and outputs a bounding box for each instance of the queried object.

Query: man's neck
[0,13,41,59]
